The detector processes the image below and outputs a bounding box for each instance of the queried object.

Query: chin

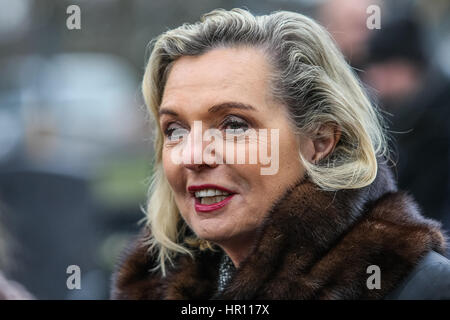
[193,225,233,244]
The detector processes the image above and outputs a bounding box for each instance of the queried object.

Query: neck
[215,233,258,268]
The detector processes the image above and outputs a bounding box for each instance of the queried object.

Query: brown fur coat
[111,161,447,299]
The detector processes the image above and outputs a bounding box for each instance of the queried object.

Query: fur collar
[111,160,446,299]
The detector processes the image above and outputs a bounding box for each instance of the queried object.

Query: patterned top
[217,253,236,293]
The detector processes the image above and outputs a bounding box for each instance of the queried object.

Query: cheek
[162,150,172,178]
[280,127,302,166]
[237,129,301,194]
[269,130,304,191]
[162,149,183,191]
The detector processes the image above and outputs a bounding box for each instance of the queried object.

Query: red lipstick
[188,184,236,213]
[194,194,235,212]
[187,184,235,194]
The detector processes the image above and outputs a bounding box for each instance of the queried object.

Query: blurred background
[0,0,448,299]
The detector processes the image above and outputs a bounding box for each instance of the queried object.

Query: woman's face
[159,47,306,249]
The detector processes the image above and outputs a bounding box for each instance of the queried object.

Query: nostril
[184,162,217,171]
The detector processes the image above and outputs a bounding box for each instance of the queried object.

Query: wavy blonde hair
[141,8,390,275]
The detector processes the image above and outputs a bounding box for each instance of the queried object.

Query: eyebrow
[158,102,257,117]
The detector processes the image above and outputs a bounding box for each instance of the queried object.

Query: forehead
[161,47,273,110]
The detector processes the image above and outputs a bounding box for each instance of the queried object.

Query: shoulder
[110,232,165,300]
[386,251,450,300]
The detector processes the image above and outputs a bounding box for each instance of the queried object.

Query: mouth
[188,184,236,213]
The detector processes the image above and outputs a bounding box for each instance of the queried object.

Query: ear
[311,123,341,163]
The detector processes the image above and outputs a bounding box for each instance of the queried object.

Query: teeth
[194,188,233,205]
[195,188,230,198]
[200,196,227,205]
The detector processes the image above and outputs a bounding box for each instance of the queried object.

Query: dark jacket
[389,69,450,230]
[385,250,450,299]
[111,160,449,299]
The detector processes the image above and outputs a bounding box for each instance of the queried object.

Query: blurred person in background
[0,272,34,300]
[0,203,33,299]
[364,16,450,231]
[318,0,381,71]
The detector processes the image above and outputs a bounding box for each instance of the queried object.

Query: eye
[222,115,250,135]
[164,122,189,142]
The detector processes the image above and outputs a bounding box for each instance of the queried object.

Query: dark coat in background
[366,16,450,231]
[389,69,450,230]
[111,161,450,299]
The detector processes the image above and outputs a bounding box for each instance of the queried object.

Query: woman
[112,9,450,299]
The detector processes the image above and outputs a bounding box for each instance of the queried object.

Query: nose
[180,121,219,171]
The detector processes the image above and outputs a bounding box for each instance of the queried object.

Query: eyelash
[222,115,250,133]
[162,115,250,141]
[163,123,183,140]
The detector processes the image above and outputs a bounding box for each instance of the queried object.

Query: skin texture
[159,47,339,267]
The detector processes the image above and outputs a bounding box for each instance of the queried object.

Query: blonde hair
[141,8,390,275]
